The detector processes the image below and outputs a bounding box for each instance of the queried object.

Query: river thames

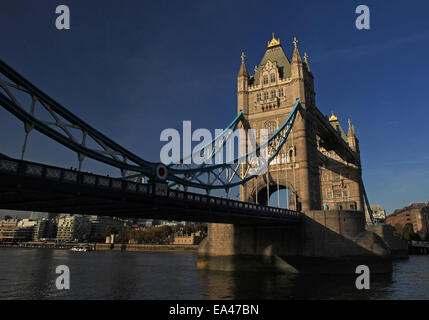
[0,248,428,300]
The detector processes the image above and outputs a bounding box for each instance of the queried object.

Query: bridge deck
[0,155,301,225]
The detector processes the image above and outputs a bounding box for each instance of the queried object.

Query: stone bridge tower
[237,34,321,212]
[198,34,394,274]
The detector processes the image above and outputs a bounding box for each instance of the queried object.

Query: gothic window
[263,75,268,85]
[343,191,349,201]
[288,148,295,162]
[256,93,261,102]
[334,190,342,199]
[278,88,284,97]
[263,92,269,100]
[327,192,333,199]
[265,121,277,136]
[270,73,276,83]
[271,90,276,99]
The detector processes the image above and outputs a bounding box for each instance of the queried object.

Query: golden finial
[304,52,309,63]
[329,111,338,122]
[241,52,246,63]
[267,33,281,48]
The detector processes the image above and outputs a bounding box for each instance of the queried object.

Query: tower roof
[253,34,291,84]
[291,37,302,63]
[304,52,311,73]
[347,118,356,137]
[238,52,248,77]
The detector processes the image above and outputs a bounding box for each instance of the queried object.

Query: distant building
[56,215,91,242]
[33,219,57,241]
[0,219,37,242]
[89,216,123,242]
[173,230,204,245]
[105,233,121,244]
[365,204,387,224]
[386,202,429,240]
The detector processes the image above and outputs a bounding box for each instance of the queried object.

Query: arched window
[271,90,276,99]
[287,147,295,163]
[278,88,284,97]
[270,73,276,83]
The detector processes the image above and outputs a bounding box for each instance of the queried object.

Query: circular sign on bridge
[155,163,167,181]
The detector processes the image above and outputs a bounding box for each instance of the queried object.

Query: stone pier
[198,210,398,274]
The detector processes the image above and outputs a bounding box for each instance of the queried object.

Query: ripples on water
[0,248,428,300]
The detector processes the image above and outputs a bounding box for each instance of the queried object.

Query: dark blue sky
[1,0,428,214]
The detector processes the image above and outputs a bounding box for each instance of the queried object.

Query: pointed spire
[292,37,302,63]
[238,51,248,77]
[347,118,356,137]
[304,52,311,72]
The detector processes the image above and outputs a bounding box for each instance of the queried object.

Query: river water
[0,248,428,300]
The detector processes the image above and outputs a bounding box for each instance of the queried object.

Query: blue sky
[0,0,428,214]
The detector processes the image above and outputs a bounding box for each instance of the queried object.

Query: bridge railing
[0,155,301,220]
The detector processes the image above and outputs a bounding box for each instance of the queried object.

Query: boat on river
[70,246,93,252]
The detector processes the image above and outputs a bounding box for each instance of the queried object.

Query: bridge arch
[243,172,301,210]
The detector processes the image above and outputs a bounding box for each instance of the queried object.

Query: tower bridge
[0,34,405,273]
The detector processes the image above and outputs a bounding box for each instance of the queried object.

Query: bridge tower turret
[347,119,359,153]
[237,52,249,115]
[288,37,321,211]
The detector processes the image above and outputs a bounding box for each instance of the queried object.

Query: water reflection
[198,269,393,300]
[0,248,428,300]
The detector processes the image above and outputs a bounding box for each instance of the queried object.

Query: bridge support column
[198,211,395,274]
[290,105,322,212]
